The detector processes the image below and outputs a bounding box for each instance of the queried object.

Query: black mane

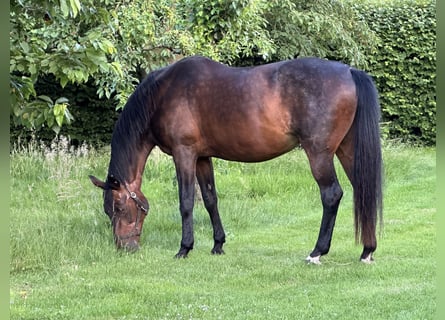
[107,68,164,182]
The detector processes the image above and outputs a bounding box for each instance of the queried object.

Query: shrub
[353,0,436,145]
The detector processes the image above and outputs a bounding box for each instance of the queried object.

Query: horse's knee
[180,197,195,216]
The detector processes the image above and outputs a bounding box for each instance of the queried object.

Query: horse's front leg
[173,149,197,258]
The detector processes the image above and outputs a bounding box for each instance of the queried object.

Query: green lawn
[10,142,436,319]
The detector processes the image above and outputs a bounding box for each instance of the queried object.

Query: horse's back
[151,56,357,161]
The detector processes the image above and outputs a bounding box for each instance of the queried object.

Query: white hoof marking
[305,255,321,265]
[360,254,374,264]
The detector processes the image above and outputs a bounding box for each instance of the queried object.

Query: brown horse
[89,55,382,264]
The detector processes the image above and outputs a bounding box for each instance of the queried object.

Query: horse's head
[89,175,149,251]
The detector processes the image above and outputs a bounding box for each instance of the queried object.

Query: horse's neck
[109,142,153,191]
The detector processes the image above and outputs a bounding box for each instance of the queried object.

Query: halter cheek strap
[124,184,148,213]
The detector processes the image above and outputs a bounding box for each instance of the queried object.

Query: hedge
[353,0,436,145]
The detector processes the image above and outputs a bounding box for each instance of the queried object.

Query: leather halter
[114,184,148,241]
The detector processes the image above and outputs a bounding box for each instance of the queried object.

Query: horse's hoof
[360,253,374,264]
[174,250,189,259]
[305,255,321,265]
[211,248,225,255]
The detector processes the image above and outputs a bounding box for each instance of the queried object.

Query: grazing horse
[89,55,383,264]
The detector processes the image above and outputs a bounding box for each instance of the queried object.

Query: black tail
[350,68,383,251]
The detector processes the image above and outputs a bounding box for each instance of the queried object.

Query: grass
[10,138,436,319]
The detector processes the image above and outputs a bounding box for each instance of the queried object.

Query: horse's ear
[89,175,107,190]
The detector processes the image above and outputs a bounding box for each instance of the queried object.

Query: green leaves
[182,0,274,63]
[11,93,74,134]
[10,0,121,131]
[276,0,377,67]
[60,0,82,18]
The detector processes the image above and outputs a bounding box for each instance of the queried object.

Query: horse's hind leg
[196,157,226,254]
[335,129,354,183]
[305,150,343,264]
[336,132,377,263]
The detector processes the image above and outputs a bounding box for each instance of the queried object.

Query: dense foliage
[10,0,187,133]
[10,0,374,140]
[353,0,436,145]
[10,0,436,146]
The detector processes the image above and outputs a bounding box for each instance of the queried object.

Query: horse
[89,55,383,264]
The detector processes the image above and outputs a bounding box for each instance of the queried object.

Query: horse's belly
[208,131,298,162]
